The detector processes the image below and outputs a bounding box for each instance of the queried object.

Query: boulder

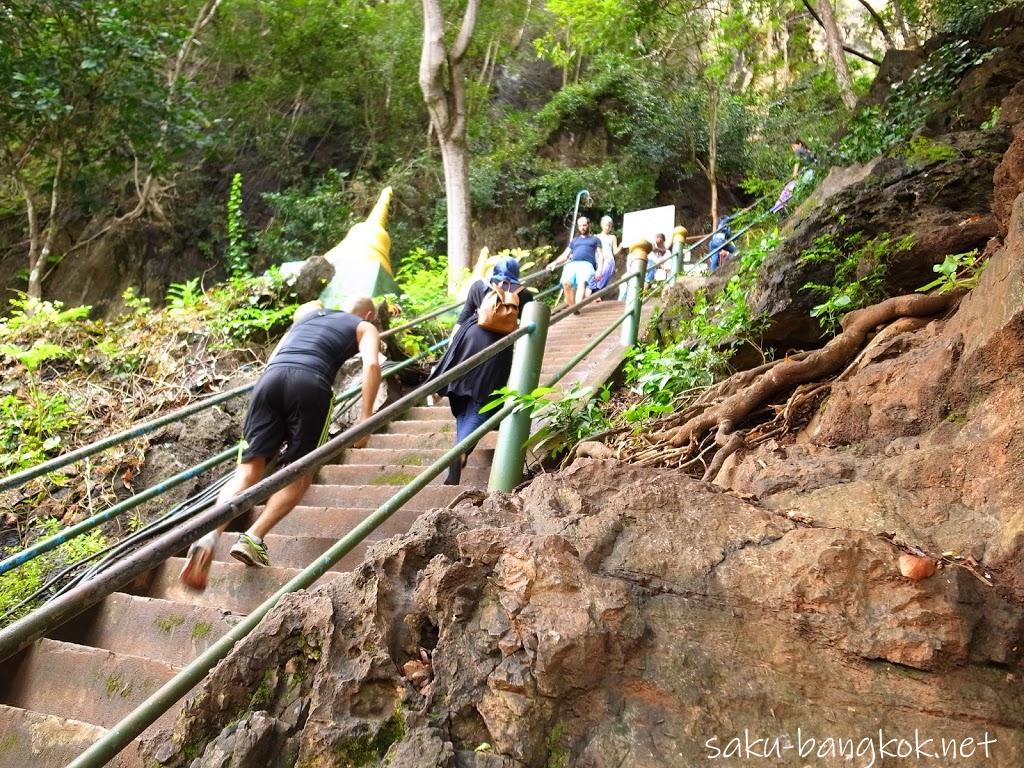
[145,462,1024,767]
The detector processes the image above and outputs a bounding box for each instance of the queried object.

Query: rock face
[722,78,1024,602]
[753,129,1007,348]
[754,7,1024,349]
[147,460,1023,767]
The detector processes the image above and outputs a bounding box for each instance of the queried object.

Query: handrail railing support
[670,226,688,285]
[621,240,651,347]
[488,302,551,492]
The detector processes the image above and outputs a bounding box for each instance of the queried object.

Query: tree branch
[854,0,895,49]
[801,0,882,66]
[450,0,481,64]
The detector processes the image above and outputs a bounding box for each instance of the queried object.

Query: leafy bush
[485,383,611,459]
[800,232,913,334]
[837,41,997,164]
[390,248,453,356]
[257,169,354,266]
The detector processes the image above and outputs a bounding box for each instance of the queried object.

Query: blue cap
[489,256,521,287]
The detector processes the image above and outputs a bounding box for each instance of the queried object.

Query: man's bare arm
[353,321,382,448]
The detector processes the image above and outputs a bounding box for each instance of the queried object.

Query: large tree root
[654,291,963,449]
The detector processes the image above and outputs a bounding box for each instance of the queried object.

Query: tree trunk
[438,137,472,289]
[708,92,719,228]
[816,0,858,109]
[419,0,480,292]
[17,178,40,301]
[891,0,919,48]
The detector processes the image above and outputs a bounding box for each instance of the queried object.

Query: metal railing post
[488,302,551,492]
[621,240,651,347]
[669,226,687,285]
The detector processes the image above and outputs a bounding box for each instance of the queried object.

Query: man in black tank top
[180,296,382,590]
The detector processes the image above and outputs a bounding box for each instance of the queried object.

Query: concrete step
[366,432,497,450]
[0,704,143,768]
[213,533,348,572]
[337,447,493,467]
[383,419,454,435]
[400,406,454,420]
[270,504,431,539]
[144,558,341,614]
[301,483,463,508]
[317,463,489,487]
[50,592,238,668]
[0,639,180,729]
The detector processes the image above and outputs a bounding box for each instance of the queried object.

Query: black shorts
[241,366,333,465]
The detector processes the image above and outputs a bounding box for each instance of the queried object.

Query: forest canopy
[0,0,1016,304]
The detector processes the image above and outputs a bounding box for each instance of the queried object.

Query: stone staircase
[0,301,632,767]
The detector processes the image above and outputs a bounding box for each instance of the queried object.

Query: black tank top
[267,310,362,387]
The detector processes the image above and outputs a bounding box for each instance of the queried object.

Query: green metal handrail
[66,388,528,768]
[0,267,553,496]
[0,320,537,664]
[0,337,451,579]
[63,260,646,767]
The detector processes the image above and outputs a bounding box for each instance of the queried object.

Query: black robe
[428,280,534,403]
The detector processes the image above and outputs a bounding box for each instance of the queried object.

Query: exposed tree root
[654,291,963,449]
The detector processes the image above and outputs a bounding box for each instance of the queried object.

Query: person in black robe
[429,256,533,484]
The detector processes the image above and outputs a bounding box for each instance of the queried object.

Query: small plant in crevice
[800,231,913,336]
[917,249,985,294]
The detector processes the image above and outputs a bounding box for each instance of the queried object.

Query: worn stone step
[213,533,350,572]
[301,483,463,508]
[337,447,493,467]
[0,704,143,768]
[144,558,341,614]
[317,463,489,487]
[50,592,238,668]
[0,639,180,730]
[401,406,455,420]
[383,419,454,435]
[366,432,498,450]
[272,504,429,540]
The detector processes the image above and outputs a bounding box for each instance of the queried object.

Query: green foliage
[207,268,300,343]
[545,722,568,768]
[981,105,1002,130]
[226,172,250,276]
[257,169,354,265]
[391,248,453,356]
[801,232,913,335]
[0,518,108,622]
[166,278,203,311]
[0,389,77,474]
[838,41,997,164]
[622,343,726,423]
[485,383,611,459]
[917,249,986,293]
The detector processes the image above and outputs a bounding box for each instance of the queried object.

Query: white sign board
[621,204,675,250]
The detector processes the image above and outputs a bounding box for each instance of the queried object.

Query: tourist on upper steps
[179,296,382,590]
[646,232,668,287]
[428,256,534,486]
[547,216,601,308]
[708,216,737,272]
[588,214,620,299]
